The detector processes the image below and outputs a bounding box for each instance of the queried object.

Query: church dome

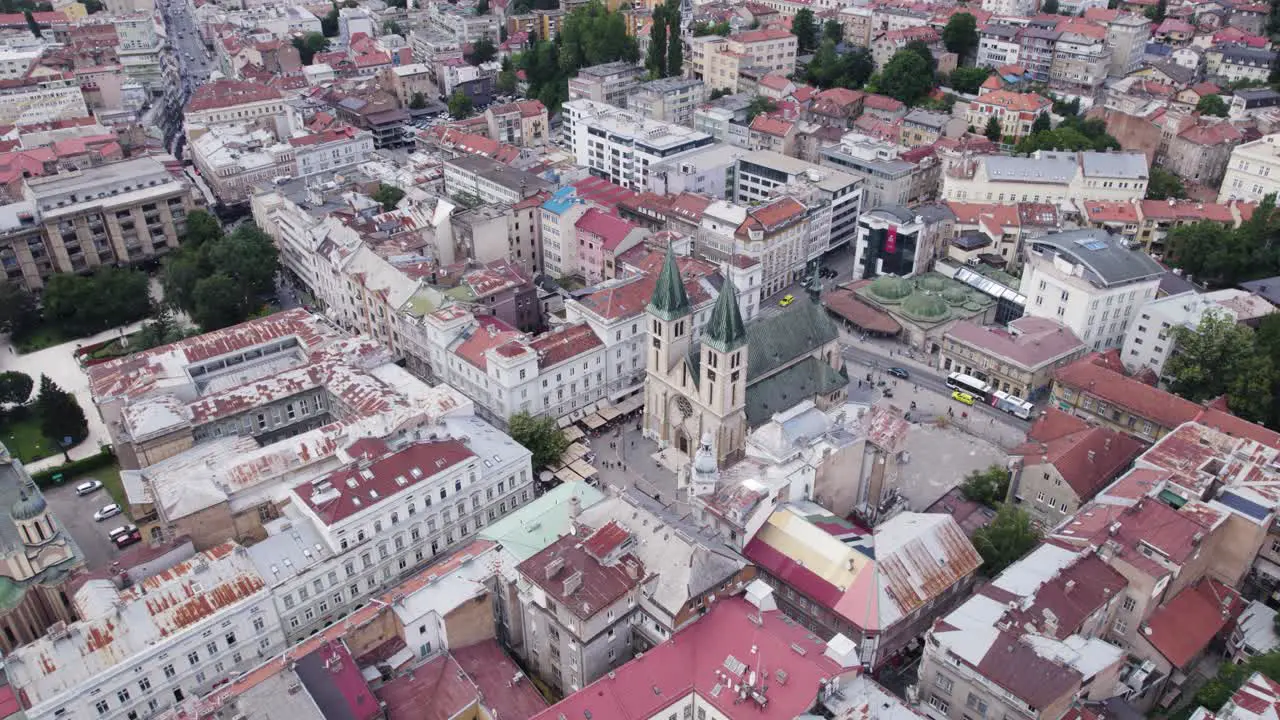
[11,490,45,522]
[901,292,950,321]
[868,276,911,301]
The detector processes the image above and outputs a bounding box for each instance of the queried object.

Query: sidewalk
[838,328,941,377]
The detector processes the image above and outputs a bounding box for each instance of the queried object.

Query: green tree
[942,12,978,63]
[971,504,1040,576]
[448,90,474,118]
[792,8,817,53]
[841,46,875,89]
[24,10,39,37]
[1147,0,1166,22]
[823,18,842,44]
[1164,310,1274,421]
[42,267,150,337]
[183,209,224,248]
[1031,111,1051,134]
[904,39,936,74]
[666,2,683,77]
[191,274,248,331]
[878,50,933,106]
[1042,0,1059,12]
[984,116,1001,141]
[496,69,518,93]
[1052,95,1080,116]
[292,32,330,65]
[0,283,39,337]
[321,1,339,37]
[383,19,403,36]
[947,66,990,94]
[83,0,103,12]
[709,87,731,99]
[373,183,406,211]
[201,225,279,311]
[0,371,32,406]
[131,306,191,351]
[1196,93,1230,117]
[36,375,86,461]
[960,465,1011,508]
[161,251,203,314]
[1146,167,1187,200]
[647,4,667,77]
[514,2,638,112]
[745,95,777,121]
[477,0,489,13]
[467,36,497,65]
[409,91,427,109]
[508,411,569,470]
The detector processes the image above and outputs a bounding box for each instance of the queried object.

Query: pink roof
[531,596,846,720]
[376,640,548,720]
[1157,17,1195,33]
[575,207,638,250]
[518,529,643,621]
[946,316,1084,370]
[571,175,638,208]
[731,27,794,43]
[452,315,523,370]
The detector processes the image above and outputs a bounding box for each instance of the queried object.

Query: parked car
[76,480,103,496]
[94,504,122,522]
[114,530,142,549]
[887,367,909,379]
[951,390,976,406]
[107,524,138,541]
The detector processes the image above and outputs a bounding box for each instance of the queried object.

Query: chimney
[569,494,581,522]
[1088,450,1096,462]
[1105,437,1112,450]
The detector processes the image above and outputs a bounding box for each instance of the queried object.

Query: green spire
[647,240,691,321]
[703,277,747,352]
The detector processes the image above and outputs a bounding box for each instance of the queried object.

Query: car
[94,504,123,522]
[107,524,138,541]
[951,390,976,406]
[114,531,142,549]
[76,479,103,496]
[887,367,909,379]
[779,294,795,307]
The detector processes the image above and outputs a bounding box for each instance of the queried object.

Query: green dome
[11,490,45,521]
[868,275,912,301]
[963,301,984,312]
[919,275,950,292]
[943,286,970,305]
[901,292,949,321]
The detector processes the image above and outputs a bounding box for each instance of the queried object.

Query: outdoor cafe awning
[596,404,620,422]
[569,459,597,479]
[554,467,584,484]
[581,413,607,430]
[563,425,585,442]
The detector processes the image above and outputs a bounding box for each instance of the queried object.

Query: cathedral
[643,243,849,465]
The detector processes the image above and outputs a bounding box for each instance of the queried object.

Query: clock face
[676,395,693,418]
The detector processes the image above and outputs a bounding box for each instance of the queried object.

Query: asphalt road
[44,482,133,572]
[158,0,215,152]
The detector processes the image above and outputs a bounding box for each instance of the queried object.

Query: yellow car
[951,390,976,406]
[779,294,795,306]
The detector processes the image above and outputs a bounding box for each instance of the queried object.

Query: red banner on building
[886,225,897,254]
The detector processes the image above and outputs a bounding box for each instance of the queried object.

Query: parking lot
[44,481,133,571]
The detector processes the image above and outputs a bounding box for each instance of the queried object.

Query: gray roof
[746,357,847,426]
[744,296,839,383]
[981,24,1019,39]
[903,108,952,130]
[1236,88,1280,101]
[1220,44,1277,66]
[1146,60,1195,84]
[917,202,957,224]
[1240,276,1280,305]
[869,204,916,224]
[1080,151,1148,180]
[1030,229,1165,287]
[985,154,1078,184]
[1020,26,1061,40]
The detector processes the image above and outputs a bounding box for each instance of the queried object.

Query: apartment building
[184,79,287,133]
[190,124,294,204]
[871,26,942,70]
[1219,133,1280,203]
[976,25,1020,68]
[1211,45,1276,83]
[917,543,1127,720]
[539,186,591,279]
[1121,289,1274,377]
[1018,26,1060,83]
[981,0,1036,17]
[1049,25,1111,103]
[484,100,548,147]
[1050,350,1202,441]
[629,76,706,126]
[290,125,375,178]
[6,543,287,720]
[562,99,716,191]
[701,197,809,296]
[745,506,980,670]
[382,63,434,107]
[821,132,940,208]
[1008,408,1144,527]
[943,150,1150,205]
[734,149,862,259]
[443,154,554,204]
[966,89,1051,141]
[1106,14,1152,77]
[567,60,644,106]
[940,316,1086,399]
[0,155,198,291]
[688,29,798,92]
[0,77,88,126]
[1018,229,1163,350]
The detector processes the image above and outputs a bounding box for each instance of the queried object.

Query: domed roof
[919,275,950,293]
[11,488,45,522]
[943,286,970,305]
[901,292,950,321]
[868,275,911,301]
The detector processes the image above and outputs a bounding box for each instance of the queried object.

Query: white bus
[991,390,1034,420]
[946,372,993,402]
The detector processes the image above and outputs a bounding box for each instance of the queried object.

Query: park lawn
[0,416,55,463]
[13,324,75,354]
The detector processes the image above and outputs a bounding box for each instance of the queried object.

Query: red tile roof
[582,520,630,560]
[1054,352,1203,429]
[185,79,282,113]
[528,322,603,370]
[750,114,794,136]
[453,315,524,370]
[974,89,1052,114]
[294,440,475,525]
[451,641,550,718]
[1143,579,1242,668]
[1083,200,1140,224]
[575,207,638,250]
[518,529,643,620]
[731,27,794,43]
[531,596,845,720]
[1003,553,1129,639]
[1014,408,1146,499]
[862,93,905,112]
[296,641,381,720]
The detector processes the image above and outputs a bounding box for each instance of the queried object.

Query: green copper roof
[647,241,691,321]
[703,278,747,352]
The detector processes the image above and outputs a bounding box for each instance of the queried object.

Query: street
[157,0,215,155]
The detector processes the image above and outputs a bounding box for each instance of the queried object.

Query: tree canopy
[942,12,978,63]
[1163,310,1274,423]
[516,1,638,111]
[42,266,151,337]
[1146,167,1187,200]
[876,50,934,106]
[823,18,842,44]
[1166,194,1280,288]
[448,90,474,118]
[692,20,731,36]
[162,217,279,332]
[292,32,330,65]
[466,36,497,65]
[1042,0,1059,12]
[0,372,32,406]
[805,41,873,90]
[36,375,86,461]
[904,39,937,74]
[1196,94,1230,117]
[0,283,39,337]
[647,2,668,77]
[373,183,405,211]
[947,66,991,94]
[984,116,1002,141]
[792,8,817,53]
[1014,115,1119,153]
[971,504,1041,576]
[508,412,569,470]
[960,465,1011,508]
